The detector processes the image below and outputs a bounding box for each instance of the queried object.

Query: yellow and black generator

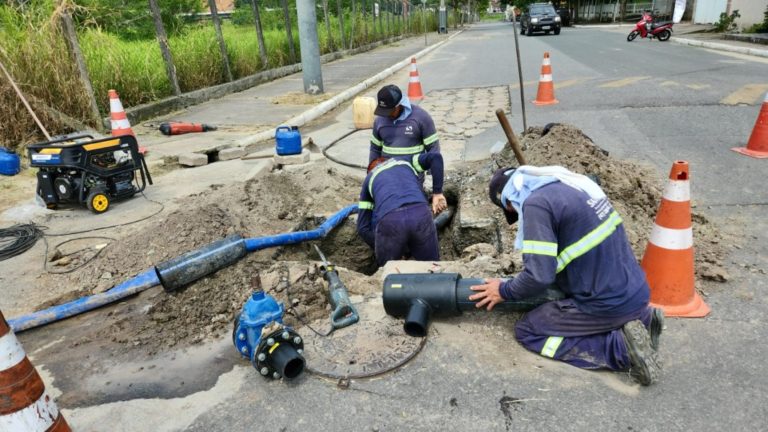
[28,134,152,214]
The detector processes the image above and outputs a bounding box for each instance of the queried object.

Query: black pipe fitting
[255,328,306,380]
[383,273,565,337]
[155,234,246,292]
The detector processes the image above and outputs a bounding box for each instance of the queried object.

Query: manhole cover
[299,299,425,379]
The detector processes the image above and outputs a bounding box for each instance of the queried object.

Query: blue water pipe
[8,204,358,333]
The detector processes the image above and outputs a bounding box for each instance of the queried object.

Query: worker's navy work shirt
[369,105,440,164]
[356,153,444,248]
[500,182,650,317]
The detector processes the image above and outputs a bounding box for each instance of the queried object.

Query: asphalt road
[185,23,768,431]
[15,22,768,431]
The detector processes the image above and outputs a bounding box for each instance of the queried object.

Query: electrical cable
[0,193,164,272]
[280,259,428,382]
[0,224,45,261]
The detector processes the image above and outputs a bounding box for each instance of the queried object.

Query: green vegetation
[714,9,740,33]
[0,0,459,150]
[743,5,768,33]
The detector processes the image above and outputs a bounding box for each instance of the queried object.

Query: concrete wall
[732,0,768,29]
[693,0,727,24]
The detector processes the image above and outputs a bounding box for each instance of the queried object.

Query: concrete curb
[672,37,768,58]
[235,30,467,149]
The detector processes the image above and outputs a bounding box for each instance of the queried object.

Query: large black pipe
[383,273,565,337]
[155,234,247,292]
[268,343,306,379]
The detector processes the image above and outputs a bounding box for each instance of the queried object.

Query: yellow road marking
[686,84,711,90]
[720,84,768,105]
[661,81,680,87]
[556,78,587,90]
[599,76,650,88]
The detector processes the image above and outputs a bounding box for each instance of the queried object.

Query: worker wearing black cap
[470,165,664,386]
[369,84,441,166]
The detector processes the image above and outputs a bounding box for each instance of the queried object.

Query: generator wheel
[87,189,110,214]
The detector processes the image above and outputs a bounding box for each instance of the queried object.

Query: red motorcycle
[627,12,673,42]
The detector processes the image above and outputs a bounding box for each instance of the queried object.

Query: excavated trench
[29,124,729,360]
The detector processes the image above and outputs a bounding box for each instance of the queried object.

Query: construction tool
[159,121,217,136]
[313,245,360,330]
[27,133,152,214]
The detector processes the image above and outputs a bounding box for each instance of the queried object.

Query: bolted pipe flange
[255,327,306,380]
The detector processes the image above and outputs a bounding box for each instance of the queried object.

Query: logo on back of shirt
[405,125,414,135]
[587,197,613,220]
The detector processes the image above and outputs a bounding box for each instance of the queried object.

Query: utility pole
[296,0,324,94]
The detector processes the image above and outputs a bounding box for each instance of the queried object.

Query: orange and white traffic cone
[0,311,71,431]
[108,89,147,154]
[532,52,558,106]
[108,89,135,137]
[641,161,710,318]
[732,91,768,158]
[407,57,424,102]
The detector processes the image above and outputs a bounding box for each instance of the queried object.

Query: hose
[0,224,45,261]
[8,204,359,333]
[321,129,368,170]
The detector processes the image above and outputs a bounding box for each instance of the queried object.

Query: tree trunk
[281,0,297,63]
[148,0,181,95]
[60,11,101,126]
[349,0,356,49]
[337,0,346,49]
[208,0,233,82]
[322,0,334,51]
[250,0,269,68]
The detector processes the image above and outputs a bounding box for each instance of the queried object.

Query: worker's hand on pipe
[431,193,448,214]
[468,278,504,311]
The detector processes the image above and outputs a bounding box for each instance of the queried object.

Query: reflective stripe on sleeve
[541,336,563,358]
[555,211,623,273]
[423,133,439,145]
[371,136,383,147]
[382,144,425,155]
[521,240,558,257]
[412,154,424,173]
[358,201,374,210]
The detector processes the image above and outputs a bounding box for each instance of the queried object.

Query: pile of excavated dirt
[34,124,728,354]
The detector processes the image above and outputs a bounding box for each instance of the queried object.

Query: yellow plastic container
[352,97,377,130]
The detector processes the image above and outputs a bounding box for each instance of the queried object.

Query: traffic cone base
[644,243,709,317]
[407,57,424,102]
[533,52,558,105]
[640,160,710,318]
[732,91,768,158]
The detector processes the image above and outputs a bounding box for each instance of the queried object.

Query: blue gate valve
[233,290,305,380]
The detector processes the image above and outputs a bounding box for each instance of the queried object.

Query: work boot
[622,319,661,386]
[649,307,665,351]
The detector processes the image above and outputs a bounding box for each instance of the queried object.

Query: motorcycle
[627,12,673,42]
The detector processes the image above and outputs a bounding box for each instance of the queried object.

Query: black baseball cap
[489,167,519,225]
[375,85,403,116]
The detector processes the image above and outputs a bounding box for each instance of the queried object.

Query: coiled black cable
[0,223,45,261]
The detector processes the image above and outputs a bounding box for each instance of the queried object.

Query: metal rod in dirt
[0,57,51,140]
[495,109,526,166]
[509,10,527,131]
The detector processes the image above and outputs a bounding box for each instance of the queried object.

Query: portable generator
[28,134,152,214]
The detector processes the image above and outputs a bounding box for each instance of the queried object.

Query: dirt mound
[493,123,727,277]
[35,124,727,353]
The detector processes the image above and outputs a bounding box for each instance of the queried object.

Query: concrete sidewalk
[134,31,460,168]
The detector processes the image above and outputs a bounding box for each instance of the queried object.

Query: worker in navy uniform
[470,166,664,386]
[369,84,440,166]
[357,153,447,267]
